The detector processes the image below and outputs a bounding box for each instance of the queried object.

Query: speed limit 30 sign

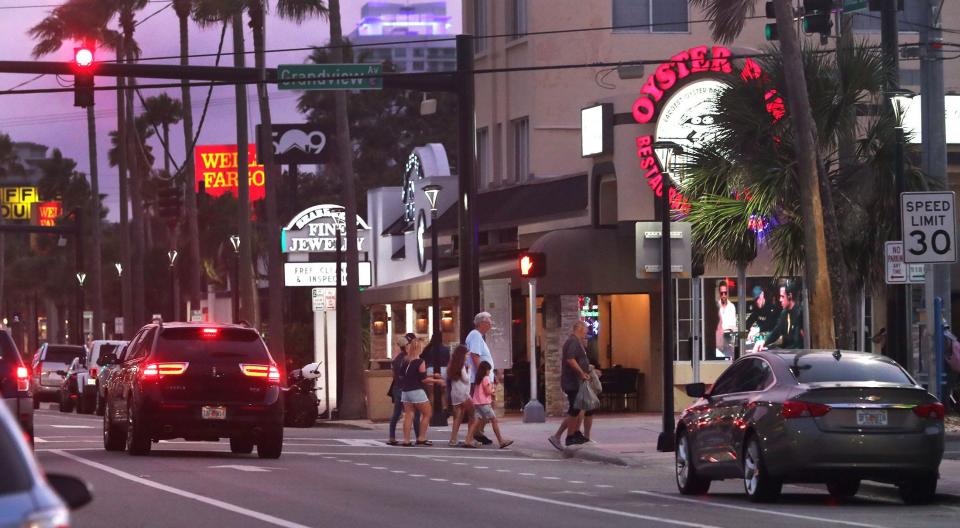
[901,191,957,263]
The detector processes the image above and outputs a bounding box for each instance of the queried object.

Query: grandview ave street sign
[277,64,383,91]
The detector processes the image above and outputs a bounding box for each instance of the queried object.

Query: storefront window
[578,295,602,366]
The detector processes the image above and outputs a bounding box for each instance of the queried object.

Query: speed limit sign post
[901,192,957,264]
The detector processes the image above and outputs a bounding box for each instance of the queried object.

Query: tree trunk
[250,3,285,368]
[116,41,133,339]
[86,105,104,340]
[162,123,170,176]
[125,48,146,328]
[329,0,365,419]
[773,0,835,348]
[232,13,257,327]
[177,9,203,317]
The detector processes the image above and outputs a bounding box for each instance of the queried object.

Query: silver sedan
[675,350,945,504]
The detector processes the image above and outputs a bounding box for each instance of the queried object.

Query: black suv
[0,330,32,440]
[102,322,284,458]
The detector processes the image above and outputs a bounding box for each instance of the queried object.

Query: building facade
[348,1,457,72]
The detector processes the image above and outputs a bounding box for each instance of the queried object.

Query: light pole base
[522,400,546,423]
[657,432,675,452]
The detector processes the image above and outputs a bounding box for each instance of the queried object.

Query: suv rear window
[153,328,270,362]
[95,344,120,366]
[44,345,85,364]
[788,354,913,385]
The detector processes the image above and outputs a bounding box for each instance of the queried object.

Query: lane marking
[391,470,406,474]
[496,469,510,473]
[372,467,387,470]
[49,450,312,528]
[354,463,370,466]
[473,466,488,469]
[454,462,468,466]
[543,477,561,480]
[480,488,721,528]
[453,483,470,486]
[568,480,585,484]
[519,473,535,476]
[630,491,891,528]
[50,425,94,429]
[595,484,613,488]
[33,438,48,443]
[430,478,448,482]
[409,474,425,478]
[209,465,280,473]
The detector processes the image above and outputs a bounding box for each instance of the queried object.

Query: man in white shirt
[466,311,496,445]
[715,282,737,359]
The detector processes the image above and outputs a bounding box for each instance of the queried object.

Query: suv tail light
[89,367,98,379]
[781,400,831,419]
[913,403,945,421]
[16,366,29,391]
[141,362,189,380]
[240,364,281,383]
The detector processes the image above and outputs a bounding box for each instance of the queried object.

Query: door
[692,360,749,476]
[713,358,774,477]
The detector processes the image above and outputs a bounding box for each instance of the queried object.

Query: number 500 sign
[901,192,957,264]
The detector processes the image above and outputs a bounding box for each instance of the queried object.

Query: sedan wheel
[826,480,860,499]
[743,437,781,502]
[675,432,710,495]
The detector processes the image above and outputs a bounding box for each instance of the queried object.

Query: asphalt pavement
[31,406,960,528]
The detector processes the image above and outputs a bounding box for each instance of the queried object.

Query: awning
[381,215,410,236]
[361,259,516,305]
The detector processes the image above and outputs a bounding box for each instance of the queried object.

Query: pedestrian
[715,281,737,359]
[466,311,496,445]
[549,320,593,449]
[400,337,444,446]
[387,333,420,446]
[446,344,474,447]
[463,361,512,449]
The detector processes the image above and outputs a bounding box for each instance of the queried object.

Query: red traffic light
[518,252,546,278]
[74,47,94,68]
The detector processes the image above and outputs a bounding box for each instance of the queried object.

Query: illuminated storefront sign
[281,204,370,253]
[194,144,265,201]
[0,187,39,220]
[34,200,63,226]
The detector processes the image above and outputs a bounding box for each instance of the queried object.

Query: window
[129,328,157,361]
[508,0,528,39]
[476,127,491,188]
[510,117,530,183]
[612,0,688,33]
[709,361,749,396]
[474,0,488,53]
[787,353,914,385]
[414,48,425,58]
[851,0,926,32]
[412,61,425,71]
[736,358,774,393]
[393,48,407,58]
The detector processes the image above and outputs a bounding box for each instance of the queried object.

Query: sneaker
[565,434,587,446]
[475,433,494,445]
[572,431,587,441]
[548,436,563,451]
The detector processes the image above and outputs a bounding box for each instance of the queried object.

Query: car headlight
[22,506,70,528]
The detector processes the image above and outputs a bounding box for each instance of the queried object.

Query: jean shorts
[475,404,496,420]
[401,389,429,404]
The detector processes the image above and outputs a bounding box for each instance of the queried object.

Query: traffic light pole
[657,178,675,453]
[522,278,545,423]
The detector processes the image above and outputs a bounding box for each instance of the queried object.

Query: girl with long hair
[446,344,474,446]
[463,361,512,449]
[400,337,444,446]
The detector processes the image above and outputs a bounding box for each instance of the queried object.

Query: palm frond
[689,0,756,43]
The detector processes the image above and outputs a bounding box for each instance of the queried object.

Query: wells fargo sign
[34,201,63,226]
[1,187,39,220]
[194,144,265,201]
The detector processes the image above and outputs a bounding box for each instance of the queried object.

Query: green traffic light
[764,23,778,41]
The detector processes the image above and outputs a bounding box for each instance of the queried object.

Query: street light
[229,235,240,324]
[652,140,683,453]
[423,184,448,427]
[168,250,179,321]
[885,89,916,370]
[75,272,87,346]
[114,263,122,277]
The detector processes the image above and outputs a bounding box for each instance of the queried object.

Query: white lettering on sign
[284,262,372,287]
[901,192,957,264]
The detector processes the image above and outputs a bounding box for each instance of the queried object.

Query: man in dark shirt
[760,285,804,350]
[548,321,593,449]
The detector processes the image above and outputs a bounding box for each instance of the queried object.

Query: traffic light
[72,44,95,108]
[157,181,182,227]
[764,2,778,41]
[518,252,546,278]
[802,0,833,37]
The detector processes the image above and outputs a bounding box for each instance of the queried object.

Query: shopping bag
[575,380,600,411]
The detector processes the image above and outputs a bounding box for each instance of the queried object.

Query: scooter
[284,362,321,428]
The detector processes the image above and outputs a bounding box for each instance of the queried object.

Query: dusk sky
[0,0,462,220]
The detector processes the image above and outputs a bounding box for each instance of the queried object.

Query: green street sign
[277,63,383,91]
[842,0,868,12]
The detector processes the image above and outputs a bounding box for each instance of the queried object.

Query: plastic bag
[588,367,603,394]
[575,379,600,411]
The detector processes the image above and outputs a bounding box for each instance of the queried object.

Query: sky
[0,0,462,220]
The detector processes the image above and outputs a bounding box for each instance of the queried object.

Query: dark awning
[381,215,410,237]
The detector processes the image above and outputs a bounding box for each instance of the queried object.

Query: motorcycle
[284,362,321,428]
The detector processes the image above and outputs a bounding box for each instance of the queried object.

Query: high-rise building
[348,2,457,73]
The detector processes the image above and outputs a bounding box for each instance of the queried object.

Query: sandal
[400,442,414,447]
[461,443,477,448]
[387,440,399,446]
[448,441,459,447]
[415,440,434,446]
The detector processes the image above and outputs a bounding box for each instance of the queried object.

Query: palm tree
[683,42,930,347]
[173,0,203,320]
[691,0,836,347]
[28,0,120,341]
[140,93,183,177]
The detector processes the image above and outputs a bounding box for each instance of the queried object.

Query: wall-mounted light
[415,309,428,334]
[440,309,454,333]
[372,312,387,335]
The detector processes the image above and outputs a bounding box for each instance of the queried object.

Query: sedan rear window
[44,346,85,364]
[96,344,119,366]
[789,354,913,384]
[154,328,270,362]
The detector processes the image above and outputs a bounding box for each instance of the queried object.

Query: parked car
[60,340,127,415]
[31,344,85,409]
[103,322,284,458]
[0,329,32,440]
[0,401,92,527]
[94,342,129,416]
[675,350,944,504]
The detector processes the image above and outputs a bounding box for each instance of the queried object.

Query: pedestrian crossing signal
[518,252,546,278]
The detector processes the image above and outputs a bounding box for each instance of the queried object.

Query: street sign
[901,191,957,264]
[114,317,123,335]
[277,64,383,91]
[284,261,372,287]
[311,288,337,312]
[190,310,203,322]
[256,124,329,165]
[885,241,907,284]
[908,264,926,283]
[842,0,868,12]
[635,222,692,278]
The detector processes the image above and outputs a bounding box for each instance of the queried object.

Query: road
[32,407,960,528]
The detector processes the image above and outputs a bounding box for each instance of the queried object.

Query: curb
[562,444,633,467]
[309,420,380,431]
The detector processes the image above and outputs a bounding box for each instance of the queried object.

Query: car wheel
[676,430,710,495]
[257,427,283,459]
[743,436,781,502]
[126,402,152,456]
[826,480,860,499]
[103,402,127,451]
[230,437,255,454]
[59,391,74,413]
[898,473,937,505]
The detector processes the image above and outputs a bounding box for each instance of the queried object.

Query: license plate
[202,406,226,420]
[856,409,887,426]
